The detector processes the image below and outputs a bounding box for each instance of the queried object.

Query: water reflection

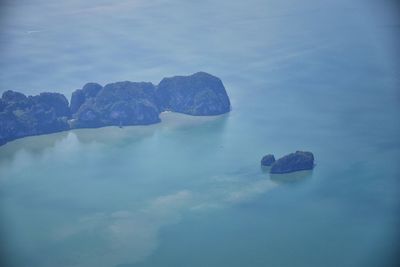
[260,165,271,173]
[71,112,229,146]
[269,170,314,184]
[0,131,70,166]
[0,112,229,166]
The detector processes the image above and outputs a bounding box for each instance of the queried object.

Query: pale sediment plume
[0,0,399,266]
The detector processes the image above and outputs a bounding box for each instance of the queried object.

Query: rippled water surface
[0,0,400,266]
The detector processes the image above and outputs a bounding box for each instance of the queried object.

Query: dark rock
[70,83,102,114]
[0,72,231,146]
[72,81,160,128]
[2,90,27,103]
[0,91,70,145]
[0,99,6,112]
[261,154,275,166]
[32,92,71,117]
[157,72,230,115]
[82,83,103,98]
[0,111,25,146]
[70,90,84,114]
[270,151,314,174]
[72,101,103,128]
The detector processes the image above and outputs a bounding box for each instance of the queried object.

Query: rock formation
[0,91,70,146]
[270,151,314,174]
[157,72,231,115]
[71,81,160,128]
[0,72,231,146]
[261,154,276,166]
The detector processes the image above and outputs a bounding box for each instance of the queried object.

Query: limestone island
[260,154,276,166]
[0,72,231,146]
[261,151,315,173]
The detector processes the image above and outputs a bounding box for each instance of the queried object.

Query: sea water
[0,0,399,266]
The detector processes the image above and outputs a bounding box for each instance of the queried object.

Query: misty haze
[0,0,400,266]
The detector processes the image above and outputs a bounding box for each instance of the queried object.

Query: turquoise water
[1,0,400,266]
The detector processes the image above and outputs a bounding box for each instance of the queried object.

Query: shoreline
[0,111,229,149]
[1,72,231,147]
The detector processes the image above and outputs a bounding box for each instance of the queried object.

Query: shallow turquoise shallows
[0,0,399,266]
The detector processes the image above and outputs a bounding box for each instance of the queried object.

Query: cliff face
[270,151,315,174]
[70,83,102,114]
[0,72,231,146]
[261,154,276,166]
[71,81,160,128]
[0,91,70,145]
[157,72,231,115]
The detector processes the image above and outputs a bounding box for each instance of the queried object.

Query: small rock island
[0,72,231,146]
[261,154,276,166]
[261,151,315,173]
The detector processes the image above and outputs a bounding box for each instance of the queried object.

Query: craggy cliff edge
[0,72,231,146]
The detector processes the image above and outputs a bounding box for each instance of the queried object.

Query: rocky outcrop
[71,81,160,128]
[0,91,70,146]
[261,154,276,166]
[270,151,314,174]
[0,72,230,146]
[70,83,102,114]
[156,72,231,115]
[32,92,71,118]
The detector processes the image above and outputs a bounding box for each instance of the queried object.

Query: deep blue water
[0,0,400,266]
